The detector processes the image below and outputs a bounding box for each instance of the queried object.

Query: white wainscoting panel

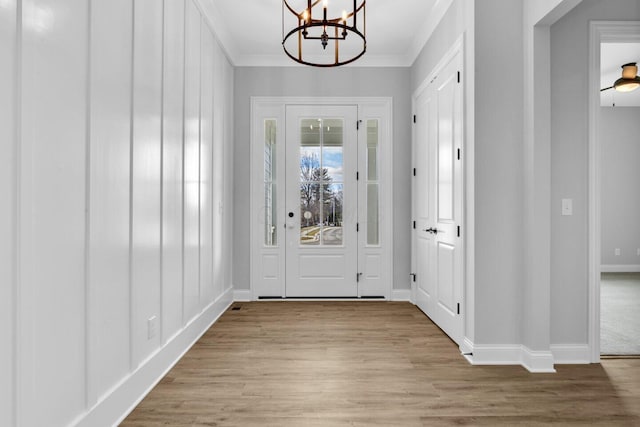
[0,1,16,426]
[200,21,215,305]
[183,0,202,322]
[131,0,164,370]
[162,0,186,345]
[20,0,89,424]
[88,0,133,405]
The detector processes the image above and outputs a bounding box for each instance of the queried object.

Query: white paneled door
[285,106,359,297]
[413,45,464,345]
[251,98,392,300]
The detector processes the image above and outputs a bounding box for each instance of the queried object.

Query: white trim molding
[73,288,233,427]
[588,21,640,364]
[521,347,556,373]
[600,265,640,273]
[249,97,394,301]
[551,344,590,364]
[463,341,556,373]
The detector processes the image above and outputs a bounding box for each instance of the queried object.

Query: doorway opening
[598,39,640,357]
[589,21,640,360]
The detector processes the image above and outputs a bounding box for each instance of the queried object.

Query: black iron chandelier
[282,0,366,67]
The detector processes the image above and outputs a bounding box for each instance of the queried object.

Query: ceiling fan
[601,62,640,92]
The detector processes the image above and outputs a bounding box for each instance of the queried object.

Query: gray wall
[233,67,412,291]
[550,0,640,344]
[473,0,525,344]
[600,107,640,267]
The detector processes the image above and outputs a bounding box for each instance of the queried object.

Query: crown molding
[233,53,413,68]
[193,0,240,65]
[404,0,454,66]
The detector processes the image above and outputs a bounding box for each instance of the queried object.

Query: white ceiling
[601,42,640,107]
[202,0,453,67]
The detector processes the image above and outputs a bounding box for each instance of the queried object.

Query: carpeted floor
[601,272,640,355]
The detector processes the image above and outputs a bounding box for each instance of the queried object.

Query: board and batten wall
[600,107,640,270]
[0,1,17,426]
[0,0,234,426]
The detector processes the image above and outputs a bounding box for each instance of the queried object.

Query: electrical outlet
[614,248,621,256]
[148,316,157,340]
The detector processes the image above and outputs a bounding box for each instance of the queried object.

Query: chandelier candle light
[282,0,366,67]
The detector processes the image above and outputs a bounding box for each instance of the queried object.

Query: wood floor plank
[122,302,640,426]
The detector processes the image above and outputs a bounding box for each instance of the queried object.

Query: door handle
[424,227,439,234]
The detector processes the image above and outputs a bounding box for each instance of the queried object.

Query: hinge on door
[357,223,359,232]
[457,71,461,83]
[357,272,363,282]
[410,273,416,282]
[457,303,460,315]
[413,221,416,229]
[356,171,359,180]
[457,148,461,160]
[413,114,416,124]
[357,119,362,130]
[457,226,460,237]
[413,168,416,177]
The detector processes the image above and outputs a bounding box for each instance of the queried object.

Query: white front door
[413,46,464,344]
[284,105,358,297]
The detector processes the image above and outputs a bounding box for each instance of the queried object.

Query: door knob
[424,227,439,234]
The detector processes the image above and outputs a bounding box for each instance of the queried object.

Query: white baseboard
[391,289,412,301]
[464,343,523,365]
[233,288,252,301]
[601,264,640,273]
[522,347,556,373]
[550,344,590,364]
[236,288,412,301]
[73,287,234,427]
[463,340,556,373]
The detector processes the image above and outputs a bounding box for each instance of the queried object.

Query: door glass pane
[299,118,343,246]
[322,183,343,245]
[300,181,320,246]
[366,119,379,245]
[367,183,379,245]
[264,119,277,246]
[438,85,454,221]
[367,120,378,180]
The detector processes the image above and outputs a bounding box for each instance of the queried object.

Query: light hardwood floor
[122,302,640,426]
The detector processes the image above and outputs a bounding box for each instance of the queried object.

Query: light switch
[561,199,572,216]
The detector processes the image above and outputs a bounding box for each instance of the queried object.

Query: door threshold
[258,296,386,301]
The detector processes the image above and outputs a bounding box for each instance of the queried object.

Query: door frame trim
[587,21,640,362]
[249,96,394,301]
